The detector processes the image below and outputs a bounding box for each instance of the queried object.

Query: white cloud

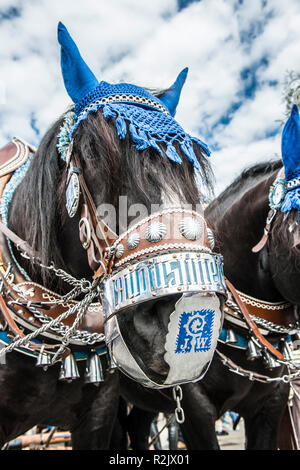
[0,0,300,194]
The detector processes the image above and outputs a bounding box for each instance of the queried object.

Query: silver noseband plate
[102,251,226,320]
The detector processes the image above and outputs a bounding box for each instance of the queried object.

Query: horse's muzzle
[102,251,225,388]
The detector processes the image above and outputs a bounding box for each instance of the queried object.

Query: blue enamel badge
[175,309,215,354]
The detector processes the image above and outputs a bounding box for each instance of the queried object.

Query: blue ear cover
[57,22,99,104]
[281,104,300,181]
[159,68,188,117]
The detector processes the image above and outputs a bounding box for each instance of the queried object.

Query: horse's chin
[115,292,225,387]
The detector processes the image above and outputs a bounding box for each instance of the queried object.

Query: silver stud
[115,243,124,259]
[179,217,202,240]
[127,233,140,250]
[145,221,167,243]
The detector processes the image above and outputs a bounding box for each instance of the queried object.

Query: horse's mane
[217,159,282,204]
[8,98,214,283]
[206,159,282,221]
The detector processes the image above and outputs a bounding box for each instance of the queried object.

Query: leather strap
[72,153,118,273]
[0,137,35,177]
[0,219,38,259]
[252,209,277,253]
[252,168,285,253]
[225,278,284,361]
[0,291,68,355]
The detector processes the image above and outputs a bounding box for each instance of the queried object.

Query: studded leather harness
[0,138,105,359]
[0,137,224,362]
[0,137,296,365]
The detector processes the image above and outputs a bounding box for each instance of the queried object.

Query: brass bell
[59,353,80,382]
[224,328,238,344]
[85,352,104,385]
[263,350,281,370]
[246,338,262,361]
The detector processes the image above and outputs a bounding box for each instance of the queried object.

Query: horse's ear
[281,104,300,180]
[159,68,188,117]
[57,22,99,105]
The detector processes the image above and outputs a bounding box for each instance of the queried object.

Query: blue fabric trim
[287,183,300,191]
[0,155,34,280]
[281,187,300,212]
[70,102,210,169]
[74,81,166,117]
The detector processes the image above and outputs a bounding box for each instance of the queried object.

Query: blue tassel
[179,140,200,169]
[136,142,150,151]
[129,123,150,150]
[165,143,182,164]
[281,187,300,212]
[115,115,127,139]
[102,104,116,119]
[192,137,211,156]
[149,138,163,156]
[129,123,141,142]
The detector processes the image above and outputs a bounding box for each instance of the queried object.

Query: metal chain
[28,309,104,345]
[26,256,93,292]
[225,298,298,334]
[9,284,105,345]
[216,349,300,384]
[1,262,105,346]
[50,279,100,363]
[0,267,102,359]
[172,385,185,424]
[222,293,300,383]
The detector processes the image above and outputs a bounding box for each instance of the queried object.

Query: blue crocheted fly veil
[281,104,300,212]
[57,22,210,169]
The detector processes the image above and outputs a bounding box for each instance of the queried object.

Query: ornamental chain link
[0,262,105,359]
[216,350,300,384]
[172,385,185,424]
[225,298,299,334]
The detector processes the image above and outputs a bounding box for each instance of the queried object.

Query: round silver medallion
[127,233,140,250]
[145,221,167,243]
[66,172,80,218]
[273,185,285,205]
[269,178,286,210]
[179,217,202,240]
[115,243,124,258]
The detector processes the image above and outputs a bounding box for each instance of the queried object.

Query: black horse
[202,159,295,450]
[125,158,300,450]
[0,25,220,449]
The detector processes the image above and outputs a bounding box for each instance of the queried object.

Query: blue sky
[0,0,299,194]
